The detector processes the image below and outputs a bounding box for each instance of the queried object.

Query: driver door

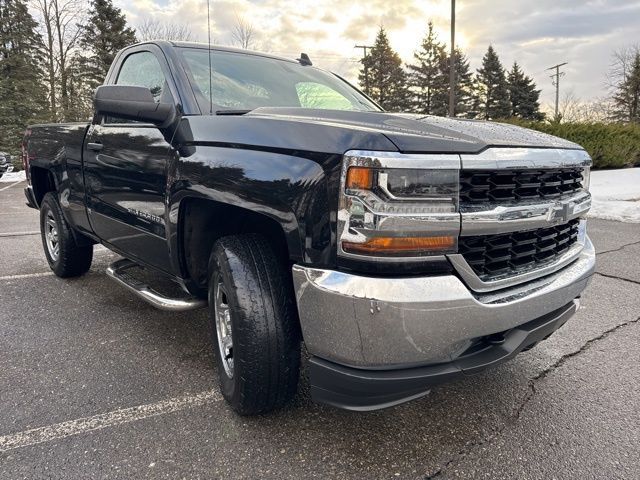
[84,46,177,272]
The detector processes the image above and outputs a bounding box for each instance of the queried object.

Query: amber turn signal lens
[342,236,456,255]
[346,167,373,190]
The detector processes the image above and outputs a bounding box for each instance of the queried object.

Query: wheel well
[30,166,56,206]
[180,198,291,293]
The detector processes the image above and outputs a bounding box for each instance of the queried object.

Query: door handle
[87,142,103,152]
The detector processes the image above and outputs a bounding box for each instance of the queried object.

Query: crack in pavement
[596,239,640,256]
[424,315,640,479]
[595,272,640,286]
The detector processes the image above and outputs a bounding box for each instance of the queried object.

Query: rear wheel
[40,192,93,278]
[208,234,300,415]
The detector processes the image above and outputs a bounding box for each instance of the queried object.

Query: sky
[115,0,640,112]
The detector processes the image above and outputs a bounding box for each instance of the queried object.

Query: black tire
[208,234,300,415]
[40,192,93,278]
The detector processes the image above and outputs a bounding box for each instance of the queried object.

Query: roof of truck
[164,41,299,65]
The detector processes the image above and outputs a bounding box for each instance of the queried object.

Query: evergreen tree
[474,45,511,119]
[449,48,474,117]
[72,0,136,119]
[407,21,448,115]
[0,0,48,155]
[612,51,640,123]
[466,78,485,119]
[359,27,411,112]
[507,62,543,120]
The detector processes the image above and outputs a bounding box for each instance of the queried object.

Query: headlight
[338,151,460,260]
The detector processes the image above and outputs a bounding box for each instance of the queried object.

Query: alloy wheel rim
[45,210,59,261]
[214,276,234,378]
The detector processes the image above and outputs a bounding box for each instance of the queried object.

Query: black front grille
[460,168,584,204]
[459,219,581,280]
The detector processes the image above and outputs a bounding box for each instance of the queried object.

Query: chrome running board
[106,258,207,312]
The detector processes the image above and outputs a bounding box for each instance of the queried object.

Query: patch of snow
[588,167,640,223]
[0,171,26,183]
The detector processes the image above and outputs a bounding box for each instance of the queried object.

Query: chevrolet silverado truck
[22,41,595,415]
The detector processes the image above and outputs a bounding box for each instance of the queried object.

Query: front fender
[167,144,337,275]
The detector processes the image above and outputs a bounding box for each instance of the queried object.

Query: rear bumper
[310,300,577,411]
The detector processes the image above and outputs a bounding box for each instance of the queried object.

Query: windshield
[177,47,380,113]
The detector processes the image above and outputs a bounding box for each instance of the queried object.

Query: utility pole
[448,0,456,117]
[547,62,568,120]
[355,45,373,95]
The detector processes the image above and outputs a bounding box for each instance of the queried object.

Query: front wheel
[40,192,93,278]
[208,234,300,415]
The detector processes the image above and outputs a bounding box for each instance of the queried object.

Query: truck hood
[246,108,581,153]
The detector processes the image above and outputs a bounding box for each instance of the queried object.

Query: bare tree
[607,45,640,123]
[136,18,196,42]
[231,14,256,50]
[581,98,617,123]
[555,90,581,123]
[607,45,640,87]
[31,0,86,121]
[551,90,615,123]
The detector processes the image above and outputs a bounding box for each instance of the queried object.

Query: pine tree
[474,45,511,119]
[612,51,640,123]
[0,0,48,155]
[407,21,448,115]
[72,0,137,119]
[359,27,411,112]
[507,62,543,120]
[449,48,474,117]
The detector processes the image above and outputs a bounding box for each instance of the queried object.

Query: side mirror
[94,85,176,128]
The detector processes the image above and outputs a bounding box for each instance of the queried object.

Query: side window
[116,51,167,101]
[295,82,354,110]
[106,51,171,123]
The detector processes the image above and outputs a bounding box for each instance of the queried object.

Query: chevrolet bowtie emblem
[549,202,570,223]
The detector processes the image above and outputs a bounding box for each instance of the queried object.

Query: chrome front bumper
[292,236,595,369]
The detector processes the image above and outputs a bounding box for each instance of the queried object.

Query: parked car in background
[22,41,595,415]
[0,152,14,179]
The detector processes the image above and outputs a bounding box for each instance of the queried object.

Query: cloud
[114,0,639,106]
[455,0,640,108]
[320,12,337,23]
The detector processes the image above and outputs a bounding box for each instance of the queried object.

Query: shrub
[11,156,23,172]
[502,119,640,169]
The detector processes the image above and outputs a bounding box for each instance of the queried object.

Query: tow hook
[486,332,507,345]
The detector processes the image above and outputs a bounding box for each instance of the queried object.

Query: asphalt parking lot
[1,179,639,479]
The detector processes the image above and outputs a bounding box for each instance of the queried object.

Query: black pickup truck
[23,41,595,415]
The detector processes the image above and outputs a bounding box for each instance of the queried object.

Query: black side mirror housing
[94,85,177,128]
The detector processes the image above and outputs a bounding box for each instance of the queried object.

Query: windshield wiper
[215,109,253,116]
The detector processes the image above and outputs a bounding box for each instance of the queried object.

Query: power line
[355,45,373,95]
[547,62,568,120]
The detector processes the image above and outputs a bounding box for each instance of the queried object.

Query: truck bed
[26,123,89,169]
